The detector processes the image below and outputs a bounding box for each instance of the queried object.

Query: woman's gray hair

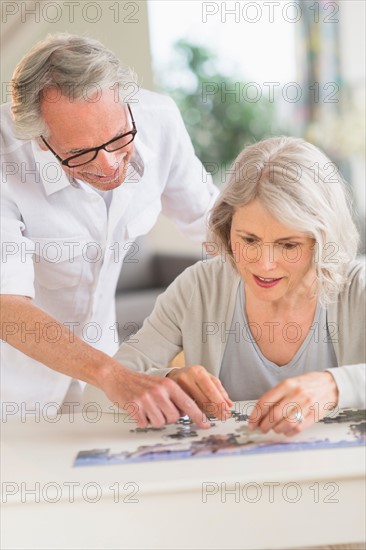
[208,136,360,305]
[10,33,137,139]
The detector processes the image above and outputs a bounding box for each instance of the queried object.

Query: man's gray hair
[10,33,137,139]
[208,136,360,305]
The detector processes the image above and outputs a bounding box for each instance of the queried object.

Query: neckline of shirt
[239,279,322,370]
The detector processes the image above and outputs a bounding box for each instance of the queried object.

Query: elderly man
[0,33,220,427]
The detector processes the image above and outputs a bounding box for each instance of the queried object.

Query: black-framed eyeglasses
[40,104,137,168]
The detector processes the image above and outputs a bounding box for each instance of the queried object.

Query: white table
[1,405,365,550]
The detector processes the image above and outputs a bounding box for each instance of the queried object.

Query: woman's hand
[247,371,339,436]
[167,365,233,420]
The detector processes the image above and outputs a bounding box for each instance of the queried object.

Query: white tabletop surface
[1,405,365,549]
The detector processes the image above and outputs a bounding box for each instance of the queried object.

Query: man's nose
[94,149,121,173]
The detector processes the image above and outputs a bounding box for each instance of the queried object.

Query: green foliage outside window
[159,40,282,184]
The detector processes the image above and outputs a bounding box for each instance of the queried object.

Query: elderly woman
[114,136,365,435]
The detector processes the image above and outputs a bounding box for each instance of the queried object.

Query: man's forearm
[0,294,114,387]
[0,295,210,429]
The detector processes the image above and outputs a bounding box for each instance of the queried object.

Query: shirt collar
[31,140,71,196]
[131,132,156,178]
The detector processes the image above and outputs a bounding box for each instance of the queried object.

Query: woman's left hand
[247,371,339,436]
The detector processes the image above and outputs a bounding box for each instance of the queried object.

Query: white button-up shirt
[0,89,218,409]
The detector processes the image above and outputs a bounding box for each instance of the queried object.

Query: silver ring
[295,411,304,423]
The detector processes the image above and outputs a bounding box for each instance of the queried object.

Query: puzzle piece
[130,427,166,433]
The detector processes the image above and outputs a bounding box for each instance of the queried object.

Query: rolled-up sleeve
[326,364,366,409]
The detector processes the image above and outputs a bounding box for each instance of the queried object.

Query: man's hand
[167,365,233,421]
[248,371,339,436]
[100,363,212,429]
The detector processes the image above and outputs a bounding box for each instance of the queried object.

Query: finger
[193,372,232,419]
[248,383,294,429]
[169,383,209,429]
[249,401,281,433]
[133,406,149,429]
[175,371,229,419]
[185,381,210,409]
[210,377,233,407]
[284,415,314,437]
[258,399,306,434]
[247,399,276,431]
[270,404,310,435]
[122,400,147,428]
[157,397,184,426]
[180,381,229,422]
[175,376,210,413]
[276,412,312,436]
[143,400,167,428]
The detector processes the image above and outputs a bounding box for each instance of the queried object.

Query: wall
[1,0,154,103]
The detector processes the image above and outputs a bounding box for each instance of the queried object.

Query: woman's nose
[256,243,278,270]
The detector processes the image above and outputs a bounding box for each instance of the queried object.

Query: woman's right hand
[167,365,233,420]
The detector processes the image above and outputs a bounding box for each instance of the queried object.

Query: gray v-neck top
[219,281,338,401]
